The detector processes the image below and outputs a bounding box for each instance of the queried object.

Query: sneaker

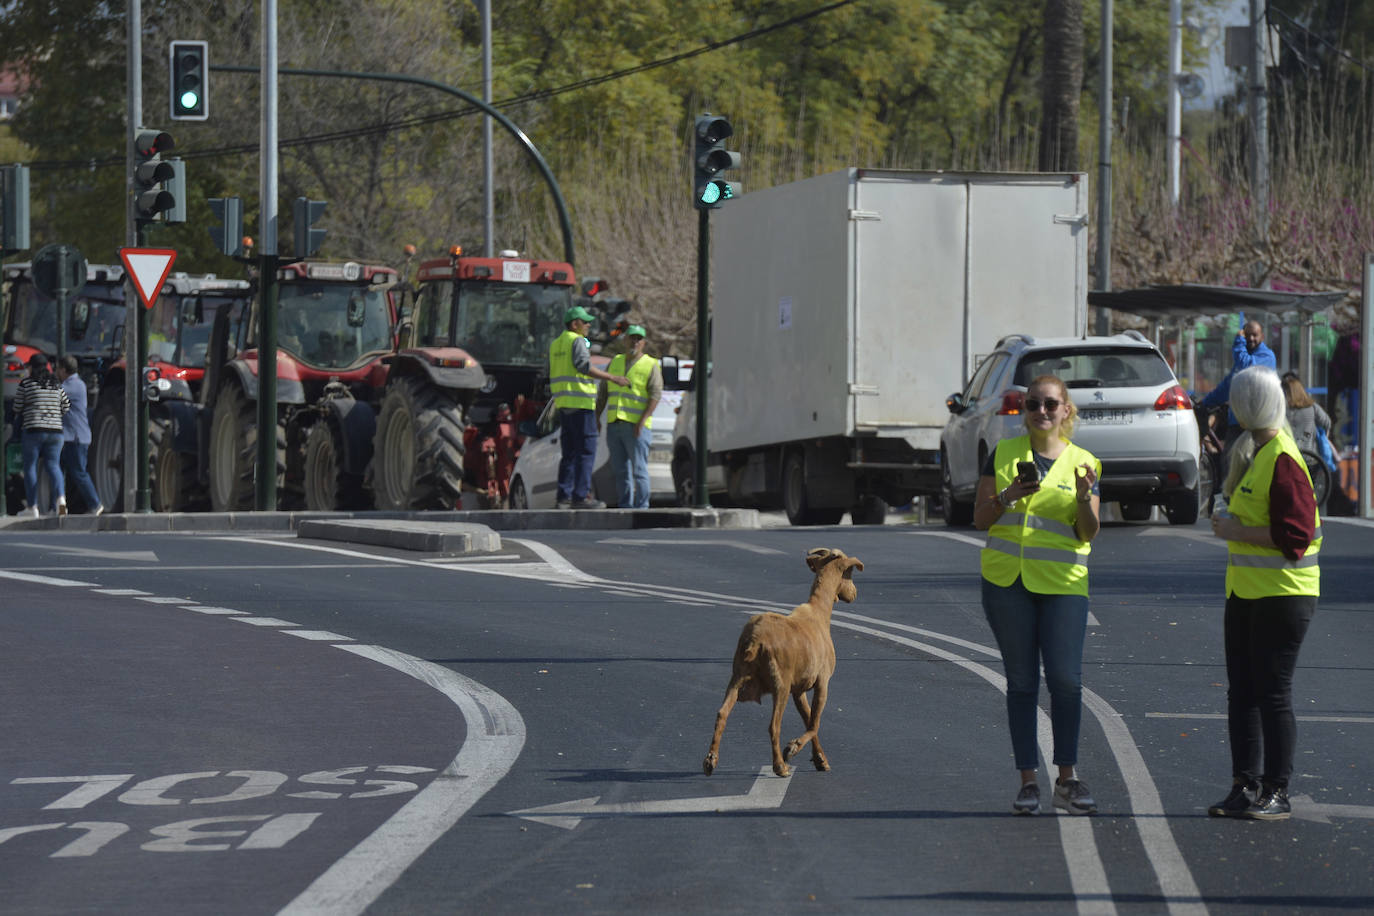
[21,505,39,518]
[93,505,105,516]
[1208,781,1257,818]
[570,497,605,509]
[1013,783,1040,815]
[554,500,571,509]
[1242,787,1291,821]
[1053,777,1097,815]
[56,498,68,517]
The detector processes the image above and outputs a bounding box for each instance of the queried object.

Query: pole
[1360,255,1372,519]
[1167,0,1182,207]
[123,0,142,513]
[1094,0,1113,334]
[482,0,494,258]
[54,246,69,363]
[693,208,710,508]
[134,243,151,511]
[257,0,280,511]
[1251,0,1270,289]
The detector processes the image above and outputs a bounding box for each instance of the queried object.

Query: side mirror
[946,392,965,415]
[518,419,539,438]
[660,357,680,390]
[69,300,90,336]
[182,297,204,325]
[346,294,367,328]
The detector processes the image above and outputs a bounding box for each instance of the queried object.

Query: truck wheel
[939,454,973,527]
[371,376,466,510]
[151,418,207,513]
[304,422,367,510]
[783,452,843,526]
[89,399,125,512]
[850,495,887,525]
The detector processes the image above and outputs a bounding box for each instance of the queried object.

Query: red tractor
[368,246,589,510]
[203,259,399,511]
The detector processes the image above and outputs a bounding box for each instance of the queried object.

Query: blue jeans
[606,421,650,508]
[981,576,1089,771]
[556,408,598,502]
[62,441,102,512]
[22,429,65,511]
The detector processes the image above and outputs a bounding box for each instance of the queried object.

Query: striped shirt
[14,376,71,432]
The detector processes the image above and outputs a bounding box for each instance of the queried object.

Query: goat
[702,547,864,778]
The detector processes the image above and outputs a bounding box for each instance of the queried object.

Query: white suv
[940,331,1207,526]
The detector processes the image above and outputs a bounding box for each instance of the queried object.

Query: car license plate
[1079,408,1132,424]
[649,448,672,463]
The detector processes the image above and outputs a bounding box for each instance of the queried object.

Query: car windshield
[1015,347,1175,389]
[6,280,127,358]
[453,281,571,368]
[276,282,392,369]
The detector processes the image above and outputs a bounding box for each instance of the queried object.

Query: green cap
[626,325,646,338]
[564,305,595,324]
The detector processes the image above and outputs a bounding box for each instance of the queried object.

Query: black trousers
[1223,593,1317,789]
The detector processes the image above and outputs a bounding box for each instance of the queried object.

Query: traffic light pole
[694,208,710,508]
[133,224,152,512]
[256,254,279,511]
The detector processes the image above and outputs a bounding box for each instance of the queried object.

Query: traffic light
[1,163,30,253]
[164,158,186,223]
[208,197,245,257]
[133,129,177,222]
[293,197,327,258]
[169,40,209,121]
[693,113,741,210]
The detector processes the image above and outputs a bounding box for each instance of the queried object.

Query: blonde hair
[1281,372,1314,409]
[1023,374,1077,440]
[1222,366,1291,499]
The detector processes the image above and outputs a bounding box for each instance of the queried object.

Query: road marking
[1147,712,1374,724]
[1139,528,1226,546]
[905,530,986,548]
[134,596,192,604]
[0,569,94,587]
[598,537,785,555]
[507,766,789,830]
[228,616,300,627]
[1289,795,1374,824]
[6,543,161,562]
[283,630,352,642]
[179,606,248,615]
[94,588,150,595]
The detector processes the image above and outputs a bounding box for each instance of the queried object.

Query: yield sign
[118,247,178,309]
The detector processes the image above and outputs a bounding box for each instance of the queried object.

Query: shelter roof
[1088,284,1347,322]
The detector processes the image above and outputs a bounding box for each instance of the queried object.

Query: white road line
[229,616,300,627]
[283,630,352,642]
[179,606,248,615]
[0,570,93,587]
[598,537,785,555]
[279,645,524,916]
[905,530,986,547]
[133,596,192,604]
[93,588,150,595]
[1148,712,1374,724]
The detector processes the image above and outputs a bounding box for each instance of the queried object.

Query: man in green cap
[597,324,662,509]
[549,305,629,509]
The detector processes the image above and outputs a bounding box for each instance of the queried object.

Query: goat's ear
[843,557,864,576]
[806,548,831,570]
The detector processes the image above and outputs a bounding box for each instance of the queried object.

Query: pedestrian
[14,353,70,518]
[973,374,1102,816]
[1199,318,1277,449]
[1207,366,1320,821]
[56,355,104,516]
[548,305,629,509]
[597,324,661,509]
[1279,371,1333,461]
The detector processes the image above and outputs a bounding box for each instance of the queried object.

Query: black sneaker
[1013,783,1040,815]
[570,497,605,509]
[1242,787,1291,821]
[1053,777,1097,815]
[1208,781,1256,817]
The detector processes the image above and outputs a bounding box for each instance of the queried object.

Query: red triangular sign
[119,248,178,310]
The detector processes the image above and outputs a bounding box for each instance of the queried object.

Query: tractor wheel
[89,398,125,512]
[209,384,257,511]
[151,418,207,513]
[303,422,367,510]
[371,376,467,510]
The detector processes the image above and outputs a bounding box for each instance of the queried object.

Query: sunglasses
[1023,397,1062,413]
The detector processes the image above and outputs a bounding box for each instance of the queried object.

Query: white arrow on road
[507,767,790,830]
[1289,795,1374,825]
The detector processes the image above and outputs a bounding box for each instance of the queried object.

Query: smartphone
[1016,460,1040,485]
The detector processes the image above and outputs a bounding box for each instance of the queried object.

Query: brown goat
[702,547,864,778]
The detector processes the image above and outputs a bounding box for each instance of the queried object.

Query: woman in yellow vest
[596,325,662,509]
[1207,366,1320,821]
[974,374,1101,816]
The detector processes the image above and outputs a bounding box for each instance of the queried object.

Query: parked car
[940,331,1206,526]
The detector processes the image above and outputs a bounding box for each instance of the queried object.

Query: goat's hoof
[702,755,717,776]
[813,756,830,772]
[773,762,792,777]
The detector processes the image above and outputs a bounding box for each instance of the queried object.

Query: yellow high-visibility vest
[1226,429,1321,598]
[606,353,658,427]
[980,435,1100,597]
[548,329,596,410]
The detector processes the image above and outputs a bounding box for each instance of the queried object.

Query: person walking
[1207,366,1320,821]
[973,374,1102,816]
[548,305,629,509]
[14,353,70,518]
[597,325,661,509]
[1199,318,1277,449]
[1280,372,1332,460]
[56,355,104,516]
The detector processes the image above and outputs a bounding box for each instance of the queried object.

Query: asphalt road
[2,513,1372,915]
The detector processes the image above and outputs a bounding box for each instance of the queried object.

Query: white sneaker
[21,505,39,518]
[93,505,105,516]
[57,498,68,517]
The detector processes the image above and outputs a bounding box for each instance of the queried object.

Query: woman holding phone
[974,374,1102,815]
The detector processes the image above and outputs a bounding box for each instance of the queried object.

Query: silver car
[939,331,1207,526]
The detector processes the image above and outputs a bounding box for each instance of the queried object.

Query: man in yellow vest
[597,325,662,509]
[549,305,629,509]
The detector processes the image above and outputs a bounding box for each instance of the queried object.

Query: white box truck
[671,167,1089,524]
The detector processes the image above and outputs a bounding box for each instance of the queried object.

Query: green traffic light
[179,90,200,111]
[700,182,722,206]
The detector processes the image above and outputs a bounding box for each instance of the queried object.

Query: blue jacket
[1200,334,1276,425]
[61,375,92,444]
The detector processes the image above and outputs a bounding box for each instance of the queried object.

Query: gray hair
[1222,366,1290,498]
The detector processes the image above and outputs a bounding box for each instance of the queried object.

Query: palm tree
[1039,0,1083,171]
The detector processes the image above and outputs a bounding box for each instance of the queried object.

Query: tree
[1040,0,1084,171]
